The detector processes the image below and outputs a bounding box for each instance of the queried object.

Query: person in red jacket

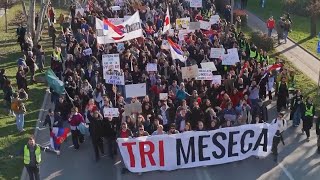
[266,16,275,37]
[68,107,85,150]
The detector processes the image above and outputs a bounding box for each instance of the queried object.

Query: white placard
[189,22,200,30]
[181,65,199,79]
[176,18,190,29]
[146,63,157,72]
[222,48,240,65]
[210,48,224,58]
[117,123,278,172]
[114,0,124,6]
[76,8,84,16]
[196,69,213,80]
[199,20,211,30]
[190,0,202,7]
[83,48,92,56]
[117,43,125,52]
[212,75,222,85]
[125,83,147,98]
[103,107,120,117]
[210,15,220,24]
[105,71,125,85]
[159,93,168,100]
[201,62,217,71]
[108,18,124,25]
[102,54,121,73]
[161,40,170,50]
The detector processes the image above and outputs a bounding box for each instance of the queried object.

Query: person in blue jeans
[11,90,28,132]
[290,90,303,127]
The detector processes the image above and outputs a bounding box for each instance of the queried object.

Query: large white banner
[96,11,143,44]
[117,123,278,173]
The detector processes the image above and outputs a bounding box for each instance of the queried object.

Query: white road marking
[278,162,295,180]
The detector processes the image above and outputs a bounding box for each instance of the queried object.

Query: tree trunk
[4,1,7,33]
[34,0,48,45]
[20,0,28,18]
[310,15,317,37]
[28,0,36,39]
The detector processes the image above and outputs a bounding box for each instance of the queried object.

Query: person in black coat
[55,96,71,121]
[89,110,106,161]
[316,117,320,154]
[42,109,63,132]
[104,116,117,159]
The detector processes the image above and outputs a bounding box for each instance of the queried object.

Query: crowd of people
[1,0,320,178]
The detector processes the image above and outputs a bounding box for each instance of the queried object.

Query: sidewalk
[245,10,320,84]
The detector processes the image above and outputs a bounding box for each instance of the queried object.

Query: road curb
[20,89,50,180]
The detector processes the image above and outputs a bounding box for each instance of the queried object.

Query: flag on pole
[163,8,171,34]
[45,69,65,95]
[50,127,70,150]
[261,63,283,80]
[167,38,187,62]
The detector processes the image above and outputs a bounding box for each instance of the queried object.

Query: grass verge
[0,3,68,179]
[246,0,320,59]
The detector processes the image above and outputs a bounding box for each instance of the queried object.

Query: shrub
[282,0,308,17]
[250,31,274,51]
[233,9,248,26]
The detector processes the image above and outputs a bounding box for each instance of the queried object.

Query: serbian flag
[239,62,249,77]
[167,38,187,62]
[163,8,171,34]
[262,63,282,79]
[50,127,70,150]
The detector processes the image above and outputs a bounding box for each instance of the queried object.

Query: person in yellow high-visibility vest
[249,46,258,60]
[302,97,315,141]
[23,136,47,180]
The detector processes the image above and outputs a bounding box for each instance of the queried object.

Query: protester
[316,117,320,154]
[271,112,287,162]
[11,90,28,132]
[266,16,275,37]
[68,107,85,149]
[302,97,315,141]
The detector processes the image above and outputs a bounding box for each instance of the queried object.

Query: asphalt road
[36,100,320,180]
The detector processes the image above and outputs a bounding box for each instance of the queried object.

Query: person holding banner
[271,112,287,162]
[117,122,133,174]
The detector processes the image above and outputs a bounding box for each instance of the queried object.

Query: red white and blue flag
[162,8,171,34]
[50,127,70,150]
[261,63,282,79]
[167,38,187,62]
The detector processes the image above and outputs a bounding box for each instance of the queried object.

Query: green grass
[246,0,320,58]
[0,3,68,180]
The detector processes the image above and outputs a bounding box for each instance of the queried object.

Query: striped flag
[167,38,187,62]
[50,127,70,150]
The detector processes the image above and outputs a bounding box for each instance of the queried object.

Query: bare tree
[34,0,49,45]
[0,0,15,33]
[27,0,36,37]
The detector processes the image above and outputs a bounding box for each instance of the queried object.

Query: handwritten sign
[212,75,222,85]
[210,15,220,24]
[210,48,225,58]
[176,18,190,29]
[83,48,92,56]
[199,20,211,30]
[196,69,214,80]
[124,102,142,116]
[102,54,120,72]
[201,62,217,71]
[105,71,125,85]
[146,63,157,72]
[103,107,119,117]
[189,22,200,30]
[222,48,240,65]
[117,43,125,52]
[181,65,199,79]
[159,93,168,100]
[125,83,147,98]
[190,0,202,7]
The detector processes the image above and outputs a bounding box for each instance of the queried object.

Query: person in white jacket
[271,112,287,162]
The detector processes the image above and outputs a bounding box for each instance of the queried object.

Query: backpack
[11,101,20,112]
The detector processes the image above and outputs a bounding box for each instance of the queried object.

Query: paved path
[245,10,320,84]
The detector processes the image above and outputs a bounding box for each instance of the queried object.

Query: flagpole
[64,89,75,107]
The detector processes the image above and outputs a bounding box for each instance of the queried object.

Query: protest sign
[105,71,125,85]
[199,20,211,30]
[114,0,124,6]
[201,62,217,71]
[103,107,120,117]
[189,22,200,30]
[124,102,142,115]
[210,48,224,58]
[196,69,214,80]
[161,40,170,50]
[190,0,202,7]
[176,18,190,29]
[76,8,84,16]
[117,43,125,52]
[181,65,199,79]
[83,48,92,56]
[212,75,222,85]
[222,48,240,65]
[210,15,220,24]
[159,93,168,100]
[117,123,278,172]
[146,63,157,72]
[125,83,147,98]
[108,18,124,25]
[102,54,121,78]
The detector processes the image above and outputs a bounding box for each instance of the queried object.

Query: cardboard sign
[210,48,225,58]
[189,22,200,30]
[103,107,120,117]
[181,65,199,79]
[146,63,157,72]
[105,71,125,85]
[201,62,217,71]
[108,18,124,25]
[124,102,142,115]
[199,20,211,30]
[176,18,190,29]
[196,69,213,80]
[159,93,168,100]
[125,83,147,98]
[222,48,240,65]
[102,54,121,72]
[210,15,220,24]
[190,0,202,7]
[212,75,222,85]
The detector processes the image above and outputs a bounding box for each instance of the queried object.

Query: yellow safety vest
[52,51,62,62]
[305,105,314,117]
[250,50,257,58]
[24,145,41,165]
